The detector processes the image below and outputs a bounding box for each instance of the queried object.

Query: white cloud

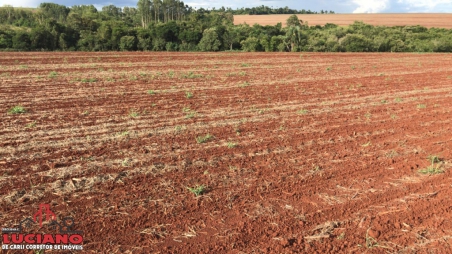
[352,0,389,13]
[2,0,41,7]
[397,0,451,10]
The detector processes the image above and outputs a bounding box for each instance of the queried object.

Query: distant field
[1,52,452,252]
[234,13,452,28]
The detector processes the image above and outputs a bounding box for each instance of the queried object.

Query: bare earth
[234,13,452,28]
[1,52,452,253]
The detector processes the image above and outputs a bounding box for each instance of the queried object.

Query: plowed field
[234,13,452,28]
[1,52,452,253]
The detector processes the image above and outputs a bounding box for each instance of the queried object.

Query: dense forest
[0,2,451,52]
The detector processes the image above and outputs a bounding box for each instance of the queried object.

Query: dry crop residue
[1,52,452,253]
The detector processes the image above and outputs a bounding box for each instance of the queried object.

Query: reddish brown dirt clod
[368,229,380,239]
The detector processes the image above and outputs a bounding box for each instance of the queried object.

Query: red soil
[234,13,452,28]
[1,52,452,253]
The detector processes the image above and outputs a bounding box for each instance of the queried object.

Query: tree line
[0,3,451,52]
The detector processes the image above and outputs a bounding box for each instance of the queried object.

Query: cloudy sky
[3,0,452,13]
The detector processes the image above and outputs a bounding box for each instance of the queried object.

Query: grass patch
[185,91,193,99]
[418,155,444,175]
[297,109,309,115]
[129,110,140,118]
[48,71,58,78]
[196,134,213,144]
[187,185,206,197]
[81,78,97,83]
[8,106,26,114]
[417,104,426,109]
[182,71,203,79]
[227,142,237,148]
[25,121,36,128]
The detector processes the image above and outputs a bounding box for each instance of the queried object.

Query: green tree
[120,35,137,50]
[198,27,221,51]
[30,26,54,50]
[0,29,13,49]
[270,35,288,51]
[12,31,30,50]
[222,26,239,50]
[137,0,151,28]
[136,28,152,50]
[286,14,302,27]
[240,36,260,52]
[340,34,373,52]
[39,3,70,23]
[285,25,306,51]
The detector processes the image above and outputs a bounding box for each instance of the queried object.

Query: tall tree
[153,0,162,22]
[137,0,151,28]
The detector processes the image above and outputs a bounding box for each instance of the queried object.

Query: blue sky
[3,0,452,13]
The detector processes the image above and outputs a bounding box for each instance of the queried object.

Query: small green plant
[418,155,444,175]
[337,232,345,240]
[8,106,26,114]
[227,142,237,148]
[25,121,36,128]
[81,78,97,83]
[390,114,397,119]
[187,185,206,197]
[385,150,398,158]
[147,90,155,95]
[326,66,332,71]
[418,167,444,175]
[312,164,321,171]
[121,159,130,167]
[182,107,196,118]
[351,65,355,70]
[185,111,196,119]
[394,97,402,102]
[239,81,250,88]
[49,71,58,78]
[118,130,129,136]
[185,91,193,99]
[381,99,387,104]
[364,112,371,120]
[182,71,203,79]
[196,134,213,144]
[297,109,309,115]
[129,110,140,118]
[241,63,250,67]
[417,104,426,109]
[428,155,440,164]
